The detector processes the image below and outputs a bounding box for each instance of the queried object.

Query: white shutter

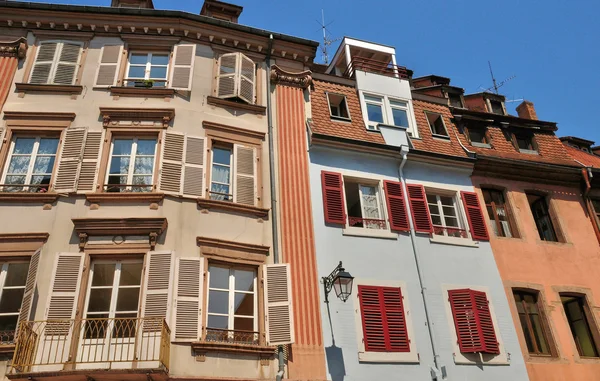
[77,130,104,193]
[233,144,257,206]
[16,248,41,332]
[216,53,237,99]
[141,251,174,329]
[53,127,87,193]
[264,263,294,345]
[169,44,196,91]
[182,135,206,198]
[172,257,203,342]
[238,53,255,104]
[44,253,84,334]
[30,42,58,84]
[95,44,123,87]
[158,131,184,195]
[53,42,82,85]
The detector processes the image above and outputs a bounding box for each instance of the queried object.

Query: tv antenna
[316,10,341,65]
[485,61,516,94]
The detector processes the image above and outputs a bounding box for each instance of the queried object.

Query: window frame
[359,91,417,136]
[0,261,30,336]
[209,144,234,202]
[448,93,464,108]
[124,51,170,88]
[104,135,159,193]
[466,126,491,148]
[344,178,386,230]
[27,40,85,86]
[426,190,467,238]
[424,111,449,138]
[560,293,600,358]
[526,192,563,243]
[512,131,538,154]
[512,289,555,356]
[481,188,518,238]
[326,92,351,121]
[488,99,505,115]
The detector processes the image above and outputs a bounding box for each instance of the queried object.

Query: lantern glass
[332,270,354,302]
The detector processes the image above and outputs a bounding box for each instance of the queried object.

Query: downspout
[398,148,444,380]
[265,34,285,381]
[581,168,600,245]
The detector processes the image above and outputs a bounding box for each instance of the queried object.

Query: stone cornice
[72,217,167,251]
[270,65,312,89]
[99,107,174,128]
[0,37,27,58]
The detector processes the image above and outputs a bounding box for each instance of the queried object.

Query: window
[1,136,59,193]
[29,41,83,85]
[83,260,143,339]
[210,146,233,202]
[560,294,600,357]
[448,93,464,108]
[425,112,448,137]
[468,127,489,147]
[513,290,553,355]
[482,188,516,238]
[389,100,410,128]
[364,95,385,130]
[360,93,414,133]
[0,262,29,340]
[344,179,385,229]
[591,199,600,228]
[125,52,169,88]
[489,100,504,115]
[206,264,257,344]
[327,93,350,120]
[427,193,464,237]
[106,137,157,193]
[526,193,558,242]
[513,132,537,153]
[216,52,256,104]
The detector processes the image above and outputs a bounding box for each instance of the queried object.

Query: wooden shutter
[448,288,499,354]
[53,127,86,193]
[30,42,58,84]
[237,53,255,104]
[461,191,490,241]
[141,251,174,327]
[44,253,84,333]
[95,44,123,87]
[216,53,237,98]
[264,263,294,345]
[53,42,82,85]
[0,127,5,153]
[383,180,410,232]
[169,44,196,91]
[158,131,184,195]
[406,184,433,233]
[182,135,206,198]
[16,249,41,332]
[321,171,346,225]
[77,130,104,193]
[172,257,202,342]
[233,144,256,206]
[358,285,410,353]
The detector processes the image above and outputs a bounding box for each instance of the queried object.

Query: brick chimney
[516,100,538,120]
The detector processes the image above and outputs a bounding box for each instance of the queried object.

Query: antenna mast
[488,61,499,94]
[485,60,516,94]
[318,10,340,65]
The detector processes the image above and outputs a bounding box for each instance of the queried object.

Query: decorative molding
[270,65,312,89]
[85,192,165,204]
[99,107,175,128]
[202,121,266,141]
[0,37,27,58]
[197,236,269,264]
[191,341,275,356]
[206,96,266,115]
[0,192,59,204]
[109,86,175,98]
[72,217,167,251]
[197,198,269,218]
[14,83,83,95]
[0,232,49,257]
[2,111,76,122]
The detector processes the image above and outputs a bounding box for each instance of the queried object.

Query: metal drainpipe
[265,33,285,381]
[398,148,444,380]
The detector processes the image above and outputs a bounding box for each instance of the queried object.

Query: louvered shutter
[44,253,84,334]
[53,42,82,85]
[233,144,256,206]
[448,289,499,354]
[169,44,196,91]
[321,171,346,225]
[77,130,104,193]
[182,135,206,198]
[264,263,294,345]
[383,180,410,232]
[461,191,489,241]
[95,44,123,87]
[30,42,58,84]
[53,127,86,193]
[216,53,237,98]
[406,184,433,233]
[0,127,5,153]
[141,251,174,329]
[473,290,500,354]
[172,257,202,342]
[238,53,255,104]
[158,131,184,195]
[16,249,41,334]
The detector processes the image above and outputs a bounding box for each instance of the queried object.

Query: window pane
[116,287,140,312]
[531,314,550,354]
[209,266,229,289]
[13,138,35,155]
[234,292,254,316]
[149,66,167,79]
[129,53,148,65]
[431,215,442,226]
[364,95,382,103]
[366,103,384,124]
[33,156,55,174]
[109,157,130,175]
[0,289,24,313]
[127,66,146,79]
[234,317,254,332]
[92,264,115,286]
[5,263,29,287]
[392,108,409,127]
[150,54,169,65]
[136,139,156,155]
[7,156,31,174]
[439,196,453,206]
[207,315,228,330]
[234,269,254,292]
[112,139,133,156]
[38,138,59,155]
[517,313,535,353]
[119,263,143,286]
[83,314,109,339]
[87,289,112,312]
[133,157,154,175]
[389,100,407,108]
[210,184,230,200]
[113,312,137,338]
[4,176,26,189]
[208,290,229,314]
[213,148,231,166]
[0,315,18,333]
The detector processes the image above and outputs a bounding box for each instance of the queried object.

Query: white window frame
[427,192,464,237]
[105,136,157,192]
[359,92,418,137]
[124,51,170,87]
[389,99,411,129]
[0,262,29,331]
[425,111,449,138]
[326,92,351,121]
[352,279,419,363]
[348,181,385,230]
[209,145,234,202]
[1,136,59,192]
[363,94,386,131]
[30,40,83,85]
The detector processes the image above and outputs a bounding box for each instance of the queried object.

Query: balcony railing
[348,216,387,230]
[343,56,409,79]
[11,317,170,374]
[0,184,50,193]
[433,225,468,238]
[103,184,154,193]
[204,328,259,346]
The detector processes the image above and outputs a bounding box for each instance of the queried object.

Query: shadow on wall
[325,344,345,381]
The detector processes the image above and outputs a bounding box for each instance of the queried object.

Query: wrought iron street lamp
[322,261,354,303]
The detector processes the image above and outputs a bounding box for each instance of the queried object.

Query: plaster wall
[354,70,412,100]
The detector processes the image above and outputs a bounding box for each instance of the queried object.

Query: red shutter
[358,285,410,353]
[448,289,499,354]
[461,191,489,241]
[406,184,433,233]
[384,180,410,232]
[321,171,346,225]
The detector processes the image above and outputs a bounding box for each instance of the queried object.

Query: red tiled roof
[564,144,600,168]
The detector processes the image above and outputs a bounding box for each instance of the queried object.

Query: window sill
[432,134,451,141]
[537,239,570,246]
[207,96,266,115]
[191,341,275,356]
[197,198,269,218]
[85,192,165,204]
[0,192,59,203]
[519,149,539,155]
[14,83,83,95]
[454,353,509,365]
[0,344,15,356]
[342,226,397,240]
[330,116,352,123]
[472,142,491,148]
[429,235,478,247]
[358,350,419,363]
[109,86,176,97]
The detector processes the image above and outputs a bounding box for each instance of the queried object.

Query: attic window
[425,112,448,137]
[489,100,504,115]
[513,132,537,154]
[448,93,463,108]
[327,93,350,120]
[468,126,490,147]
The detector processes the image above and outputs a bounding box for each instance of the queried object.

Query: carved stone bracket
[270,65,312,89]
[99,107,175,128]
[72,217,167,251]
[0,37,27,58]
[78,233,88,252]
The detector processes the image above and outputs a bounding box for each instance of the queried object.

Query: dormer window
[489,99,504,115]
[327,93,350,120]
[425,112,448,137]
[513,132,537,154]
[448,93,463,108]
[364,95,385,130]
[467,126,490,147]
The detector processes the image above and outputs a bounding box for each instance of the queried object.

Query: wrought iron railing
[433,225,468,238]
[348,216,387,230]
[11,317,170,373]
[0,184,50,193]
[0,330,16,345]
[103,184,154,193]
[204,328,259,346]
[344,56,409,79]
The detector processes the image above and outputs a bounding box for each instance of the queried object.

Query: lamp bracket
[322,261,344,303]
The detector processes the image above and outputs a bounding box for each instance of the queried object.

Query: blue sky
[21,0,600,142]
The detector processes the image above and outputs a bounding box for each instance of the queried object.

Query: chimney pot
[516,100,538,120]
